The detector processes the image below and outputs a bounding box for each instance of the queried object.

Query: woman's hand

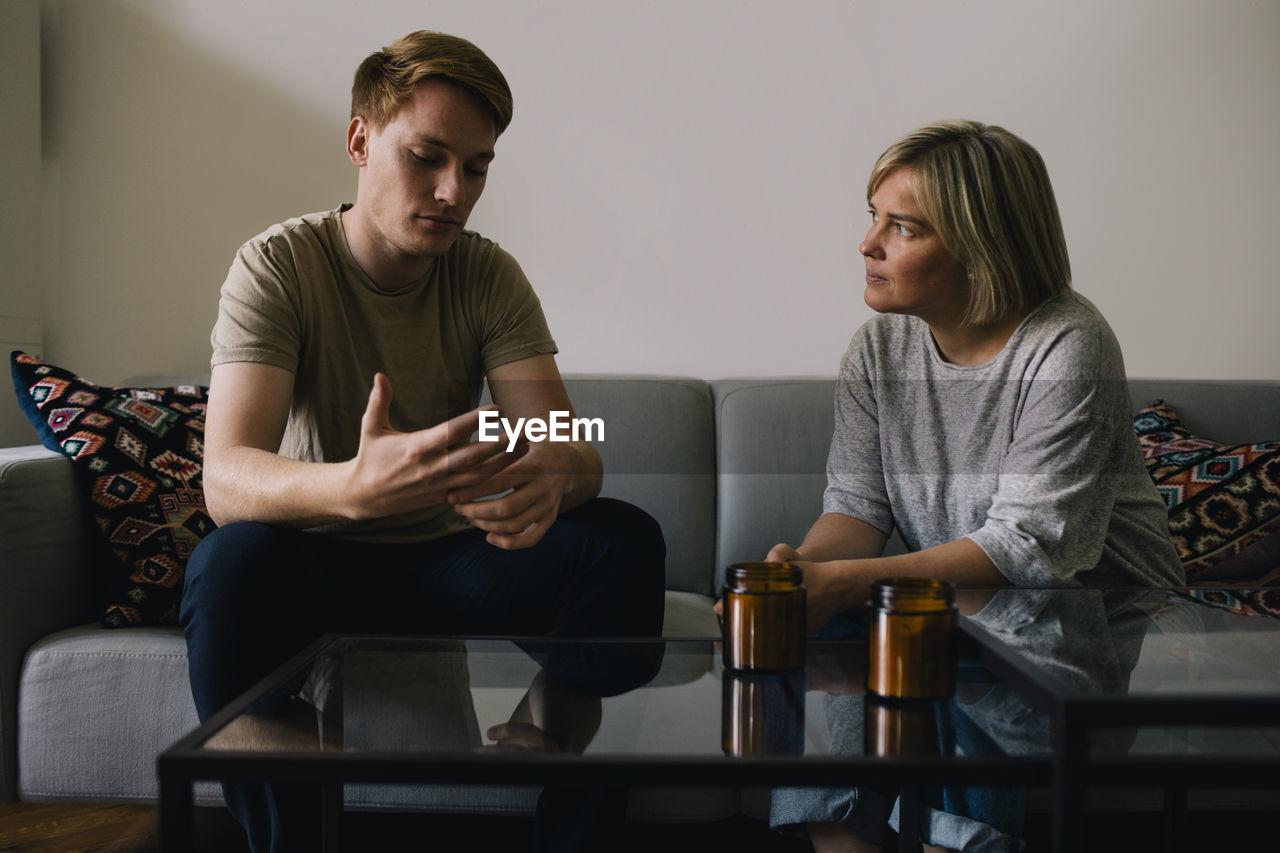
[765,542,805,564]
[713,543,808,620]
[795,560,850,637]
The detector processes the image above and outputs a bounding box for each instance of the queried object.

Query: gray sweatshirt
[825,292,1184,587]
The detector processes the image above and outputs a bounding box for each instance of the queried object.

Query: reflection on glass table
[160,587,1279,853]
[960,586,1280,853]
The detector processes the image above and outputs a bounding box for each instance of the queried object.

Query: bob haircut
[351,31,513,135]
[867,120,1072,326]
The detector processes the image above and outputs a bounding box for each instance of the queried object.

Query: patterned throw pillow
[10,351,215,627]
[1133,400,1280,585]
[1175,586,1280,619]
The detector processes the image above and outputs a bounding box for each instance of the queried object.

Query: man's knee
[559,498,667,635]
[570,497,666,564]
[181,522,300,624]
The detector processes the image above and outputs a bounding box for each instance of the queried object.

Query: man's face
[349,78,498,261]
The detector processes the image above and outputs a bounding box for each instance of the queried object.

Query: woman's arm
[766,512,887,563]
[796,537,1007,635]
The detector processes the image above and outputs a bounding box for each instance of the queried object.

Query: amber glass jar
[865,697,953,758]
[721,562,806,671]
[866,578,957,700]
[721,669,805,757]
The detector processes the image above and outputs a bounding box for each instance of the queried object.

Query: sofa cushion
[9,352,214,627]
[16,624,220,804]
[1134,400,1280,584]
[18,628,739,819]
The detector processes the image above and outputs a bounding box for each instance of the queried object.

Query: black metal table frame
[957,616,1280,853]
[158,631,1051,853]
[160,613,1280,853]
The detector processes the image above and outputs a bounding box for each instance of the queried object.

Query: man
[181,30,666,852]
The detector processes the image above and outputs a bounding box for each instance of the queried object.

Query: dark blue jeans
[180,497,666,852]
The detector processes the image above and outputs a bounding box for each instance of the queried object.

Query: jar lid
[725,561,803,591]
[870,577,956,611]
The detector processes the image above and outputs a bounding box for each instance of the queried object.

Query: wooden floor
[0,803,808,853]
[0,803,245,852]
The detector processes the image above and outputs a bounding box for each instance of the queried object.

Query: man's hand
[447,439,580,550]
[482,721,561,753]
[482,670,601,754]
[453,353,604,550]
[343,373,515,520]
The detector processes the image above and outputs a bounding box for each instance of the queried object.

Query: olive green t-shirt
[211,206,558,543]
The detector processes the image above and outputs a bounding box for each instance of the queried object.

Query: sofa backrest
[127,372,1280,599]
[1127,379,1280,446]
[712,378,837,591]
[712,376,1280,593]
[558,376,716,596]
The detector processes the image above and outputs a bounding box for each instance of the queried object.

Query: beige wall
[6,0,1279,445]
[1,0,43,447]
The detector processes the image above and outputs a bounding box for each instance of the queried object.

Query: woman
[768,121,1184,852]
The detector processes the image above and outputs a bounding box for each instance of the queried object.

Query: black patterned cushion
[1134,400,1280,585]
[10,351,215,627]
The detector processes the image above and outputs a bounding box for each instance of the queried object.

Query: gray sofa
[2,374,1278,820]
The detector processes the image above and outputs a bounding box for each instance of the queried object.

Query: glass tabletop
[163,631,1053,792]
[163,586,1280,787]
[954,586,1280,769]
[957,587,1280,698]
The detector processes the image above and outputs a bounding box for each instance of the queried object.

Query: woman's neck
[928,310,1030,367]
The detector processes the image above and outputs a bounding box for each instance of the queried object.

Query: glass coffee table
[957,586,1280,852]
[157,587,1280,853]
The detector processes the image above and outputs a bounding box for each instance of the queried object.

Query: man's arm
[203,361,509,527]
[448,354,603,550]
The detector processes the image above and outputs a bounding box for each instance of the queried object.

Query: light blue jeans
[769,690,1029,852]
[771,610,1030,852]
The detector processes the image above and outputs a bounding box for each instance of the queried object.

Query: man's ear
[346,116,370,167]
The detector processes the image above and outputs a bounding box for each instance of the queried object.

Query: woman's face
[859,167,970,327]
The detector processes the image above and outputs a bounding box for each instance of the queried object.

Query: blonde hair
[351,31,513,134]
[868,120,1072,326]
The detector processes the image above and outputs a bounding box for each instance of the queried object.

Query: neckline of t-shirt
[330,204,439,297]
[923,293,1066,373]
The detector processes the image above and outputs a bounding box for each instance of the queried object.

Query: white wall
[1,0,44,446]
[15,0,1280,436]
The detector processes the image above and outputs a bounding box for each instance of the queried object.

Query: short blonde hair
[351,31,513,134]
[868,120,1072,326]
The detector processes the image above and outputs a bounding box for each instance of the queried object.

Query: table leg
[1162,784,1187,853]
[897,785,924,853]
[321,781,343,853]
[1051,717,1087,853]
[158,773,194,853]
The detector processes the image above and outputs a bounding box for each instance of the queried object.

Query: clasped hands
[344,373,573,549]
[712,542,842,637]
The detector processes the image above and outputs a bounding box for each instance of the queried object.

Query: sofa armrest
[0,445,100,802]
